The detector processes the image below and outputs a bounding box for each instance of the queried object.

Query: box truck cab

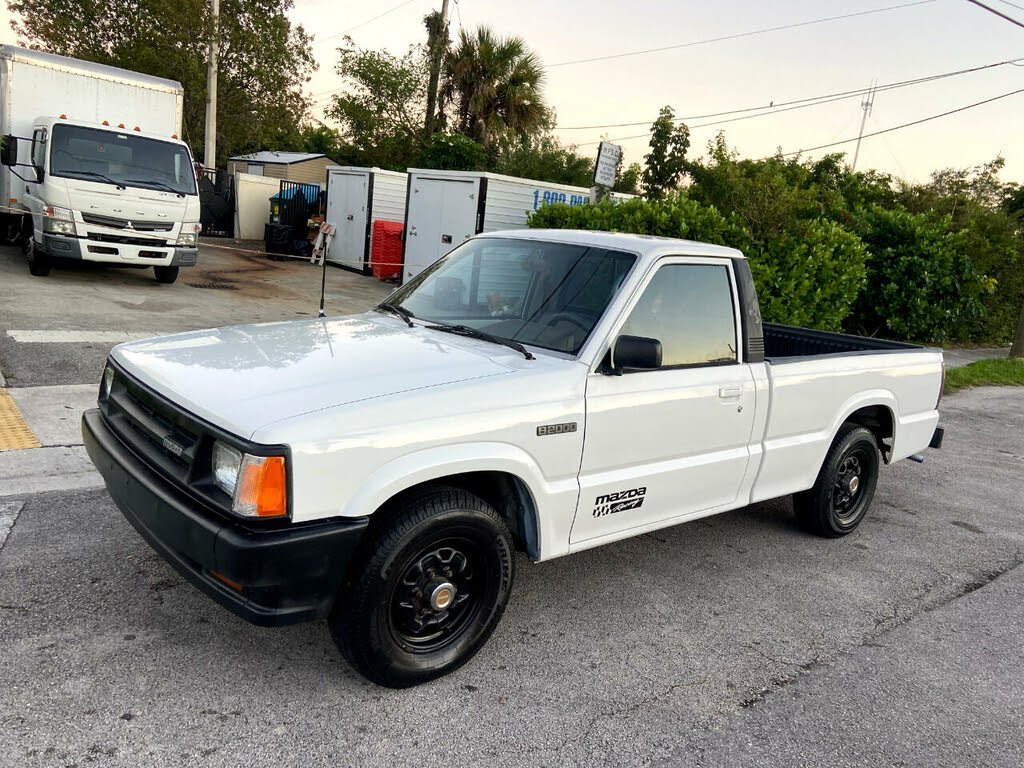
[0,46,200,283]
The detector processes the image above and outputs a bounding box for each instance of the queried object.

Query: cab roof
[479,228,746,260]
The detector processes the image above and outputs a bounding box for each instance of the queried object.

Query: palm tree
[440,27,547,149]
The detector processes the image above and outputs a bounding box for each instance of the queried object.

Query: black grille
[105,372,201,482]
[88,231,169,247]
[82,213,173,232]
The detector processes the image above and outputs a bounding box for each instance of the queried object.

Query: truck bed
[763,323,923,362]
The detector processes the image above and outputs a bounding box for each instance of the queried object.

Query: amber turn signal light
[234,455,288,518]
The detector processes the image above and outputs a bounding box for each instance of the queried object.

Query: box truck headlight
[212,441,288,518]
[43,206,76,236]
[175,222,200,247]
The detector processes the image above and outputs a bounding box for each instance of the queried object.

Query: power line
[770,87,1024,158]
[548,0,936,68]
[555,56,1024,131]
[964,0,1024,28]
[313,0,419,46]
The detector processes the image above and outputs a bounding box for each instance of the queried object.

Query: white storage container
[401,169,632,284]
[324,166,408,274]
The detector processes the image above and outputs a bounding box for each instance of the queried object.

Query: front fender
[340,442,580,561]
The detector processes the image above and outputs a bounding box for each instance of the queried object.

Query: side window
[620,264,738,367]
[31,129,47,173]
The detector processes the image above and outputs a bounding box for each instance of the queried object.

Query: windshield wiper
[425,321,535,361]
[124,178,185,197]
[376,302,414,327]
[63,170,125,190]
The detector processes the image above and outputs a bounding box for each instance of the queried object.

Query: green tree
[642,106,690,198]
[328,38,428,171]
[299,124,342,157]
[492,133,593,186]
[614,162,642,195]
[422,132,487,171]
[440,27,548,148]
[9,0,315,165]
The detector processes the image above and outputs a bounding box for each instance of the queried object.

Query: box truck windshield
[49,124,196,196]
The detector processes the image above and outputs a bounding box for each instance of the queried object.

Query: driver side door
[571,258,757,546]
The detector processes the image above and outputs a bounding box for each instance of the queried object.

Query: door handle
[719,386,742,398]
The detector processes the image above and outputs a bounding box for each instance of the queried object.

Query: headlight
[43,206,76,236]
[175,222,200,246]
[101,364,115,399]
[212,441,287,518]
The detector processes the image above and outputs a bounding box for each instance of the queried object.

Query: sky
[3,0,1023,183]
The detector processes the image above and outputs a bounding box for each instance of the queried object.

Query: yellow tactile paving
[0,389,41,451]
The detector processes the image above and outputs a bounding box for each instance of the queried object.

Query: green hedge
[529,195,867,332]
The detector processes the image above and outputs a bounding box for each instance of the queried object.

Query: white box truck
[324,166,407,274]
[0,46,201,283]
[400,169,631,284]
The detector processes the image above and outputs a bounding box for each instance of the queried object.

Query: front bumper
[82,408,368,626]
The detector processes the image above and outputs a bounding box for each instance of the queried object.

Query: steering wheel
[545,312,590,333]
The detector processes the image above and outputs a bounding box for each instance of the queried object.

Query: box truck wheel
[330,486,515,688]
[25,236,51,277]
[793,423,880,538]
[154,266,179,284]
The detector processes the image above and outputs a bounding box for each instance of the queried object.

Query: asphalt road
[1,238,1023,767]
[0,386,1021,767]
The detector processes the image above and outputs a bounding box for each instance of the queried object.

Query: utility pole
[203,0,220,169]
[424,0,451,136]
[851,81,876,172]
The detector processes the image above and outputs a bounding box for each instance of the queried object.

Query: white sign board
[593,141,622,188]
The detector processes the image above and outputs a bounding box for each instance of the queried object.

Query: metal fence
[197,167,235,237]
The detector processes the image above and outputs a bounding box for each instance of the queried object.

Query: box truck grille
[88,231,169,247]
[82,213,173,232]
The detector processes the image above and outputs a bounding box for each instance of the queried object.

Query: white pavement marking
[7,384,99,446]
[0,500,25,551]
[0,446,102,497]
[5,330,171,343]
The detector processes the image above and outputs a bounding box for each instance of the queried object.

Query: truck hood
[111,314,517,438]
[62,178,191,222]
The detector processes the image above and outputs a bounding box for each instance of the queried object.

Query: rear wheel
[331,487,515,688]
[25,236,51,277]
[794,424,880,538]
[154,265,179,284]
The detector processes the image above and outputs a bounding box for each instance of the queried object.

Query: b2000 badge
[536,422,577,437]
[593,487,646,517]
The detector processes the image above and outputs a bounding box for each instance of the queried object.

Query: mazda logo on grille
[161,436,184,457]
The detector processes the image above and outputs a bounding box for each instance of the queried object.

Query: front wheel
[25,236,51,277]
[331,487,515,688]
[794,423,880,538]
[154,265,179,284]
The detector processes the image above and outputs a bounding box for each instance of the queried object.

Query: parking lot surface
[1,241,1022,767]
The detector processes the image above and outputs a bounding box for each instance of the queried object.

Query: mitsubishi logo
[125,221,135,231]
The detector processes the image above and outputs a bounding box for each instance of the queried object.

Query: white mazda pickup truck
[82,229,945,687]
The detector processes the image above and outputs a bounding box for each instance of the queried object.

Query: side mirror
[0,135,17,167]
[611,335,662,373]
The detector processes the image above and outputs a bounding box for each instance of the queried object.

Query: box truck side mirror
[0,135,17,167]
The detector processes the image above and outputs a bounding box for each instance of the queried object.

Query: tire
[331,486,515,688]
[154,265,179,284]
[793,423,880,538]
[25,236,51,277]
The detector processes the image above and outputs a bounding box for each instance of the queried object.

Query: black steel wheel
[330,487,515,688]
[794,423,880,538]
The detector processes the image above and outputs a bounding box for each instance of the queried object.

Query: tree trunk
[1010,298,1024,358]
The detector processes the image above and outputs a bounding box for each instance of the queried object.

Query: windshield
[390,237,637,355]
[49,124,197,195]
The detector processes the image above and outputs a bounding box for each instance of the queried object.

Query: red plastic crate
[371,220,404,281]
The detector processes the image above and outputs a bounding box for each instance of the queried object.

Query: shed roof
[228,151,328,165]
